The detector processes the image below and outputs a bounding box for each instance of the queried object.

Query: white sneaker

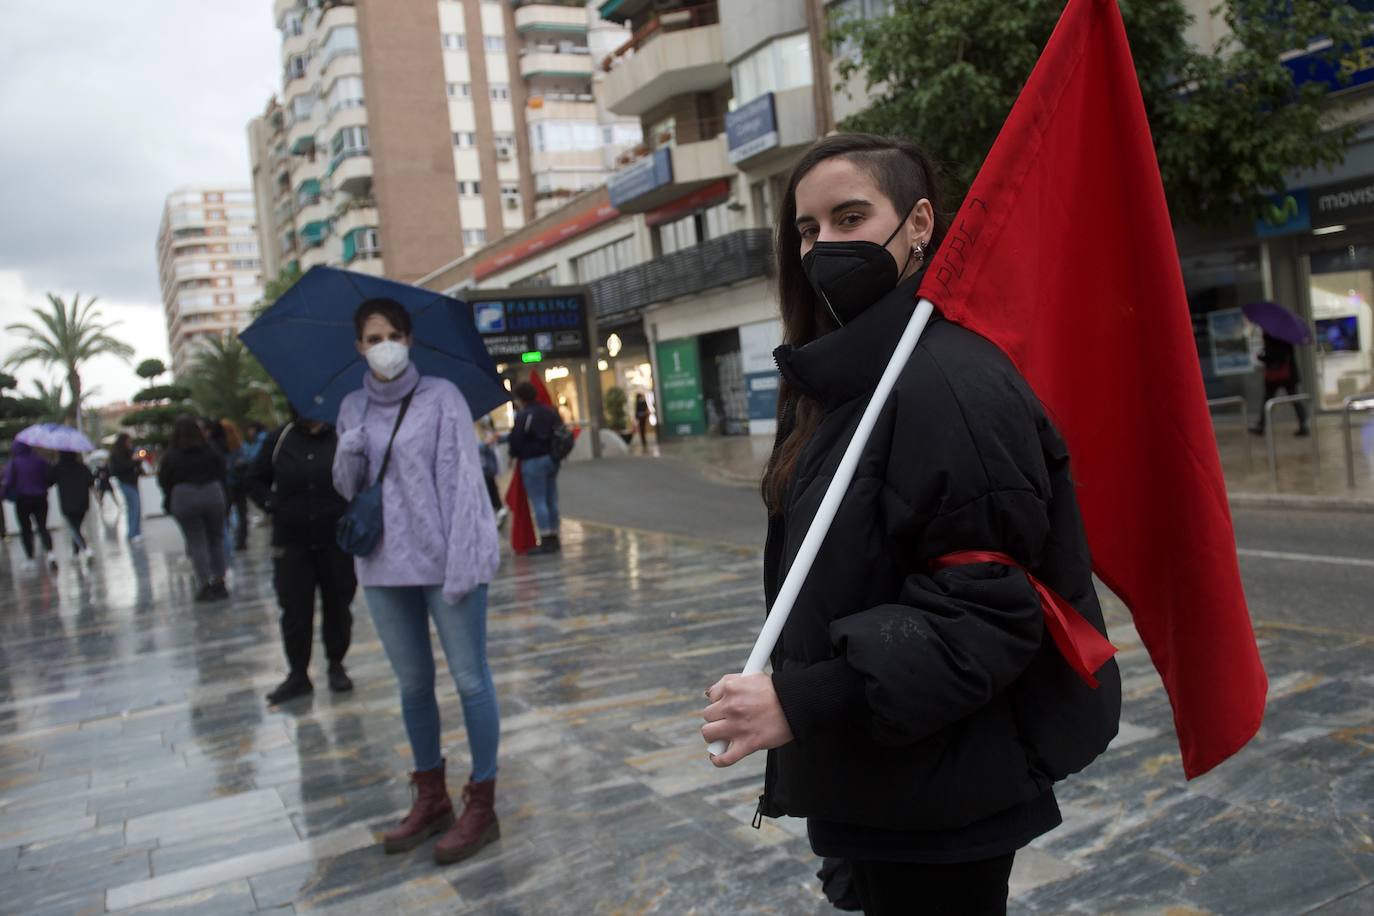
[494,507,509,528]
[129,534,145,545]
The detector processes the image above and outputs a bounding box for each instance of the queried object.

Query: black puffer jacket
[761,272,1121,843]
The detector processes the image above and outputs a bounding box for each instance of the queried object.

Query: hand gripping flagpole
[709,298,937,759]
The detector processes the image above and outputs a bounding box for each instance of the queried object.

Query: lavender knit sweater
[333,363,500,603]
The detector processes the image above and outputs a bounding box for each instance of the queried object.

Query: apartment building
[246,0,641,287]
[155,188,264,377]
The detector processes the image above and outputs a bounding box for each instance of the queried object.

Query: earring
[913,240,926,261]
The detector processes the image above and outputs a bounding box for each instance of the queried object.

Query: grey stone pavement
[0,448,1370,914]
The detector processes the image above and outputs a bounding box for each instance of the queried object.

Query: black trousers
[16,496,53,558]
[1257,380,1308,430]
[228,486,249,549]
[850,853,1016,916]
[483,472,502,511]
[273,543,356,675]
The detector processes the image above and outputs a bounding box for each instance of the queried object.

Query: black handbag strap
[376,384,419,483]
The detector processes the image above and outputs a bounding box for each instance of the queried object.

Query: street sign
[467,286,592,360]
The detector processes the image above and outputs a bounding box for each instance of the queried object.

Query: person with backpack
[247,415,355,705]
[333,297,502,867]
[507,381,565,554]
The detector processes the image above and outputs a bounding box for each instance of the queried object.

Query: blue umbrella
[15,423,95,453]
[240,266,509,423]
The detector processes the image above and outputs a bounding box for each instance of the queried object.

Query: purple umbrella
[1241,301,1312,345]
[15,423,95,453]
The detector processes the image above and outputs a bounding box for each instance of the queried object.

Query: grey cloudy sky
[0,1,280,404]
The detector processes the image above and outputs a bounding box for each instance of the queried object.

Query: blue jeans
[118,481,141,539]
[365,584,499,780]
[521,455,560,535]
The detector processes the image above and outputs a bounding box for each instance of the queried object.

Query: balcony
[725,86,818,171]
[331,154,372,197]
[296,199,331,232]
[334,200,378,240]
[606,132,731,212]
[601,5,727,117]
[520,49,594,81]
[589,229,771,318]
[515,4,589,35]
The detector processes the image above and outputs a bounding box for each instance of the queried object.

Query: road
[560,455,1374,637]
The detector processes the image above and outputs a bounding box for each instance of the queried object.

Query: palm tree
[5,293,135,426]
[28,379,70,423]
[186,334,276,431]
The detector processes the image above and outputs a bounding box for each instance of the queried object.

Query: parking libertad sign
[468,287,592,360]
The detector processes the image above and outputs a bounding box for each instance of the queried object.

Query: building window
[463,229,487,248]
[442,33,467,50]
[321,26,360,67]
[489,83,510,101]
[500,183,520,200]
[572,235,637,283]
[453,131,477,147]
[330,125,369,171]
[730,31,812,104]
[285,55,307,80]
[326,76,365,117]
[459,181,482,196]
[484,36,505,52]
[658,215,698,257]
[494,133,515,151]
[447,82,472,98]
[280,12,303,37]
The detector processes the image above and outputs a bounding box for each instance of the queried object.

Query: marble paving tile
[124,787,286,845]
[117,879,260,916]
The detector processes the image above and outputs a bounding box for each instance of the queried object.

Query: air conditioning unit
[504,197,519,209]
[496,147,512,161]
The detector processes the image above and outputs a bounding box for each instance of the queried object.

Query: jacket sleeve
[332,400,368,501]
[245,430,279,511]
[772,352,1052,747]
[157,453,174,495]
[434,386,500,604]
[506,409,526,460]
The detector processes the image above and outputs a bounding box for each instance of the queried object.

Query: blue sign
[469,292,590,358]
[1255,188,1311,237]
[745,371,779,422]
[1285,36,1374,94]
[608,148,672,208]
[726,93,779,165]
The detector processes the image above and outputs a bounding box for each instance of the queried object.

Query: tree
[136,359,167,382]
[185,334,277,431]
[122,383,194,448]
[255,263,303,318]
[0,373,17,393]
[27,379,69,423]
[830,0,1368,226]
[4,293,135,426]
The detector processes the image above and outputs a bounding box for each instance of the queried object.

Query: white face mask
[365,340,410,380]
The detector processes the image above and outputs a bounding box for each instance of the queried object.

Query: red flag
[918,0,1266,778]
[505,464,537,555]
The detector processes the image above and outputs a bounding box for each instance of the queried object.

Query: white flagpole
[709,298,937,758]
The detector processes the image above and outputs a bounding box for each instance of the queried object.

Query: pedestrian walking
[3,441,57,571]
[247,416,357,705]
[217,419,252,551]
[1250,332,1310,437]
[700,135,1119,916]
[158,417,229,602]
[476,422,508,528]
[507,381,562,554]
[109,433,145,543]
[333,297,502,866]
[52,452,94,565]
[633,392,651,451]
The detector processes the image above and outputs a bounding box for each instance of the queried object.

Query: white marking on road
[1237,548,1374,569]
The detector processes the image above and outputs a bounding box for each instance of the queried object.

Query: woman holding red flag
[700,134,1120,914]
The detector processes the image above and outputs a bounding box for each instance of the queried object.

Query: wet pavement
[0,502,1371,913]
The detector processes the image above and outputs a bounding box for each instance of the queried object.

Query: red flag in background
[917,0,1266,778]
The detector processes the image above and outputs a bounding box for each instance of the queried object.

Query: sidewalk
[654,412,1374,511]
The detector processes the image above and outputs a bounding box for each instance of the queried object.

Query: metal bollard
[1342,393,1374,489]
[1263,394,1316,490]
[1207,396,1252,468]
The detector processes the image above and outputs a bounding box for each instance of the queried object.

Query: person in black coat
[1250,332,1309,436]
[245,417,356,704]
[507,382,563,554]
[159,417,230,601]
[700,135,1121,916]
[52,452,93,563]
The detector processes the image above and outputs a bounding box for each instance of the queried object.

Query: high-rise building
[247,0,640,286]
[155,188,264,377]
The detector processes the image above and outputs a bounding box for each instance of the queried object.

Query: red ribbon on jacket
[931,550,1117,688]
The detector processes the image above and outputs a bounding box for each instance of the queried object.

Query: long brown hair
[762,134,950,515]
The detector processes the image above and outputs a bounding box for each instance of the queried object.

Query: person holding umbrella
[332,298,503,866]
[699,135,1119,914]
[3,441,56,571]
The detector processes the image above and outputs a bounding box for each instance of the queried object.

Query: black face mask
[801,206,916,327]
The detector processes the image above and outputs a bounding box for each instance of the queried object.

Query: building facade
[155,188,264,377]
[248,0,640,287]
